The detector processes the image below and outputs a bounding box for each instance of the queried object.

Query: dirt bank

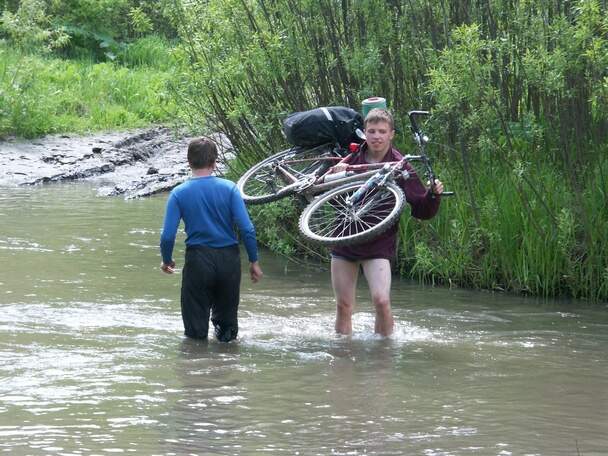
[0,127,233,198]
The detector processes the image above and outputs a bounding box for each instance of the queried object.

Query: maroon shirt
[331,144,440,261]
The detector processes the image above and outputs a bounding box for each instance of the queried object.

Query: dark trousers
[181,244,241,342]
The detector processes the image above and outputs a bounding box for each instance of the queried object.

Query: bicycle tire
[237,144,339,205]
[298,181,405,247]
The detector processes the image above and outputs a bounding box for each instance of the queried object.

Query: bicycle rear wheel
[298,181,405,247]
[237,144,339,205]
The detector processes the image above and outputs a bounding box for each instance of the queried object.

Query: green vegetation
[0,0,177,138]
[0,44,176,138]
[171,0,608,301]
[399,156,608,300]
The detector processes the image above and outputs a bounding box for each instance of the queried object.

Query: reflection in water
[0,184,607,455]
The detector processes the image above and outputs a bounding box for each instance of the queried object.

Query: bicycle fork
[344,165,392,220]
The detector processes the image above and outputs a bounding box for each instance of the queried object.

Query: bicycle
[237,110,452,246]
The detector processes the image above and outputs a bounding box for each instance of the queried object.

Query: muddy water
[1,183,607,456]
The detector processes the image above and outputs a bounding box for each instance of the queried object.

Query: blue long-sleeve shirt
[160,176,258,264]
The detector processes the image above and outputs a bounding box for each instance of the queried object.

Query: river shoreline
[0,127,233,198]
[2,128,606,302]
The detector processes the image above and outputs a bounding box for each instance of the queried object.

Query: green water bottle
[361,96,387,118]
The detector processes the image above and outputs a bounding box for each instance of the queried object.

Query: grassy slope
[0,42,176,139]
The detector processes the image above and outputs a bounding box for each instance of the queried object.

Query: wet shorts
[330,253,358,262]
[330,253,392,263]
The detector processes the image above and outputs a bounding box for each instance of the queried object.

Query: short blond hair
[364,108,394,130]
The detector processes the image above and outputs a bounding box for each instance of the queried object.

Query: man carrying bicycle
[328,108,444,336]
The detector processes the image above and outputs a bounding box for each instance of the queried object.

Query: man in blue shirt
[160,137,263,342]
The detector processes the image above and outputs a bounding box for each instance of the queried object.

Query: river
[1,182,607,455]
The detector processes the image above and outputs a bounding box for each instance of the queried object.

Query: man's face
[364,120,394,155]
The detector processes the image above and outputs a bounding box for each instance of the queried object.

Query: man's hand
[328,163,349,174]
[249,261,263,283]
[430,179,444,195]
[160,260,176,274]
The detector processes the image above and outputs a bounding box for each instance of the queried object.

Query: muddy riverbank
[0,127,233,198]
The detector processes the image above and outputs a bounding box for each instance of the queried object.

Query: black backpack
[282,106,364,148]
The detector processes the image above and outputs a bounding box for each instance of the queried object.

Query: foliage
[0,0,178,137]
[0,44,176,138]
[398,154,608,300]
[0,0,177,61]
[129,6,154,36]
[170,0,608,300]
[0,0,70,53]
[116,35,174,70]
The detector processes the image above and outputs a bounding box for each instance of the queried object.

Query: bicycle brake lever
[412,132,429,146]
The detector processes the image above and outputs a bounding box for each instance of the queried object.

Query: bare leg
[331,257,360,335]
[361,259,393,336]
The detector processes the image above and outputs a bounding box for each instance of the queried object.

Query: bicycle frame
[272,150,432,202]
[279,110,451,197]
[239,109,452,207]
[290,110,454,247]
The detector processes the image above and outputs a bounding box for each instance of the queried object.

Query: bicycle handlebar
[407,110,429,135]
[352,110,454,197]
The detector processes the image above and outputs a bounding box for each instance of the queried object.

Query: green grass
[117,35,175,70]
[397,156,608,301]
[0,39,176,139]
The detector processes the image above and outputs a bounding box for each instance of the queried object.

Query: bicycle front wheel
[298,181,405,247]
[237,144,339,205]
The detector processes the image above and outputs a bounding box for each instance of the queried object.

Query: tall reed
[169,0,608,300]
[398,148,608,300]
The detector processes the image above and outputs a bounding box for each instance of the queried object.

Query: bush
[170,0,608,300]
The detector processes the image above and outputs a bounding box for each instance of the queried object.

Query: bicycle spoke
[239,145,340,202]
[245,171,285,197]
[304,183,403,241]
